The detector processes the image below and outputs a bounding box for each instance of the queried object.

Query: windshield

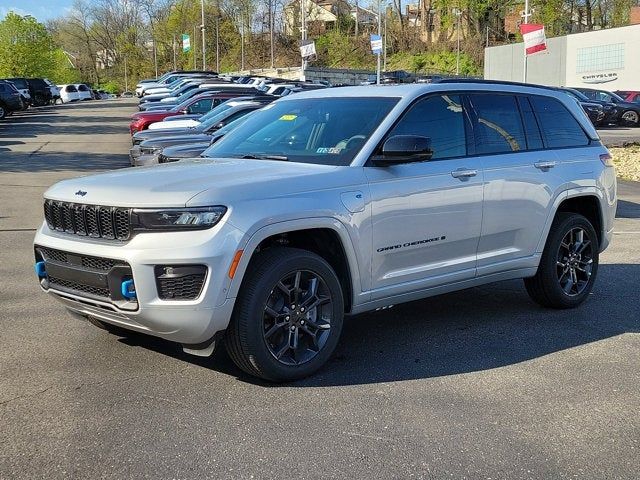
[191,101,235,124]
[608,91,625,102]
[563,88,589,102]
[205,97,398,166]
[201,114,254,156]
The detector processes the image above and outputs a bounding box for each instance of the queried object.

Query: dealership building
[484,24,640,90]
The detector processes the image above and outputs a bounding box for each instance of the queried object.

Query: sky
[0,0,74,22]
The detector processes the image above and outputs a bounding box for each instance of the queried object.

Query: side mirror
[373,135,433,166]
[180,108,189,114]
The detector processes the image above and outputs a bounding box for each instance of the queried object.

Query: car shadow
[114,263,640,387]
[0,150,129,172]
[617,199,640,219]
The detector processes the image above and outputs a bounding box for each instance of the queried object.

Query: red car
[129,91,243,134]
[614,90,640,103]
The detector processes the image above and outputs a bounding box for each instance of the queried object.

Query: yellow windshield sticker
[279,114,297,121]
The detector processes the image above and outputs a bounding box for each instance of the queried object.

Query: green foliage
[314,31,374,69]
[387,51,481,76]
[0,12,56,77]
[49,48,81,84]
[98,80,120,94]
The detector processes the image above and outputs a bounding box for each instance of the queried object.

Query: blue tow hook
[34,261,47,278]
[121,279,136,299]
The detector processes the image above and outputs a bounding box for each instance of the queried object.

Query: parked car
[574,87,640,126]
[0,79,24,118]
[130,101,266,165]
[155,115,255,164]
[147,96,272,130]
[121,91,135,98]
[614,90,640,103]
[75,84,94,101]
[27,78,53,106]
[4,77,31,108]
[58,84,80,103]
[34,83,616,381]
[381,70,415,84]
[43,79,61,103]
[557,87,619,126]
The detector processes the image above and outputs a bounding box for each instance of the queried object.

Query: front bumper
[33,220,245,345]
[135,153,160,166]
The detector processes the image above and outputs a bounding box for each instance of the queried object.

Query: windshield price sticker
[316,147,343,154]
[279,114,297,121]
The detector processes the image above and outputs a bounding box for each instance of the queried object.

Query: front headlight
[131,206,227,231]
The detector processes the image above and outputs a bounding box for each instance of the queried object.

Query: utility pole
[194,25,197,69]
[453,8,462,75]
[301,0,307,81]
[173,35,177,70]
[241,12,245,71]
[153,38,158,77]
[486,24,489,48]
[522,0,530,83]
[216,16,220,72]
[269,0,275,68]
[124,56,128,91]
[376,0,381,84]
[355,0,358,37]
[201,0,206,70]
[383,8,387,71]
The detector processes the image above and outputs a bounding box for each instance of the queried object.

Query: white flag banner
[520,24,547,55]
[300,41,316,59]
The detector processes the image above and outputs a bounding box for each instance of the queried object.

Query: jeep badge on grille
[75,190,87,197]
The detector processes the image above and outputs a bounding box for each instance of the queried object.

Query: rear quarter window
[530,96,590,148]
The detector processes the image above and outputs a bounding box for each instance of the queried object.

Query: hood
[133,127,194,143]
[44,159,344,208]
[141,133,211,149]
[163,142,210,158]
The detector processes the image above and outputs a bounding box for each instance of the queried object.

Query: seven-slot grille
[44,200,131,240]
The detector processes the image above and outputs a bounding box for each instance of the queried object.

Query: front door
[365,93,483,300]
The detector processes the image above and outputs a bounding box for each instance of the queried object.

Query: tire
[0,104,5,119]
[225,247,344,382]
[524,212,599,309]
[620,110,639,127]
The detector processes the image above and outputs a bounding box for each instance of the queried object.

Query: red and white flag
[520,24,547,55]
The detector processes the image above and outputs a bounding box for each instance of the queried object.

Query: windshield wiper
[240,154,289,161]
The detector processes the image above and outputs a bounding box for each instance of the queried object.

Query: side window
[596,91,612,102]
[0,84,5,93]
[530,96,590,148]
[189,98,213,114]
[517,96,544,150]
[388,94,467,160]
[468,94,526,154]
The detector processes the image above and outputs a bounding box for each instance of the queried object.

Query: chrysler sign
[582,72,618,84]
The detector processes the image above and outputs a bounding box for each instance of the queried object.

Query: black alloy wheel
[555,227,594,296]
[226,247,344,382]
[262,269,333,366]
[525,212,599,309]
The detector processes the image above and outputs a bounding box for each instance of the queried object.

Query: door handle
[534,161,557,170]
[451,168,478,179]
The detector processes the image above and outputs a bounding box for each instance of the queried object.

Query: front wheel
[225,247,344,382]
[0,105,6,119]
[525,213,599,309]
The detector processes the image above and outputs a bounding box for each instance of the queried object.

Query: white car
[43,79,60,102]
[147,100,257,130]
[58,85,80,103]
[75,84,93,101]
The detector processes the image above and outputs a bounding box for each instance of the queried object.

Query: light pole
[522,0,531,82]
[453,8,462,76]
[216,16,220,72]
[376,0,381,84]
[201,0,206,70]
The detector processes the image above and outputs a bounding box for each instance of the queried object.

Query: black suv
[574,87,640,127]
[27,78,53,106]
[0,80,24,119]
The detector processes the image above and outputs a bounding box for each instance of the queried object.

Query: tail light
[599,153,614,167]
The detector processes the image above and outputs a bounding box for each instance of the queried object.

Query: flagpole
[523,0,529,83]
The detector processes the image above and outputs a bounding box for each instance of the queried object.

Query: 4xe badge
[75,190,87,197]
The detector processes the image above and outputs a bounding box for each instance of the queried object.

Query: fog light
[34,261,46,278]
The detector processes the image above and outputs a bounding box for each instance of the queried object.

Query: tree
[0,12,56,77]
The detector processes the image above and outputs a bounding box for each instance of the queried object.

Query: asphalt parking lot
[1,101,639,479]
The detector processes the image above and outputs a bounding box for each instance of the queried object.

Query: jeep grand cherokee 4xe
[34,83,617,381]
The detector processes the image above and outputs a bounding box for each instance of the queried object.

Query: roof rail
[433,78,558,91]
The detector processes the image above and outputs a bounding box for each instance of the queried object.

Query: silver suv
[34,83,617,381]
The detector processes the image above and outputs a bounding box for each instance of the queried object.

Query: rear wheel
[225,247,344,382]
[0,104,6,119]
[621,110,639,127]
[525,213,599,309]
